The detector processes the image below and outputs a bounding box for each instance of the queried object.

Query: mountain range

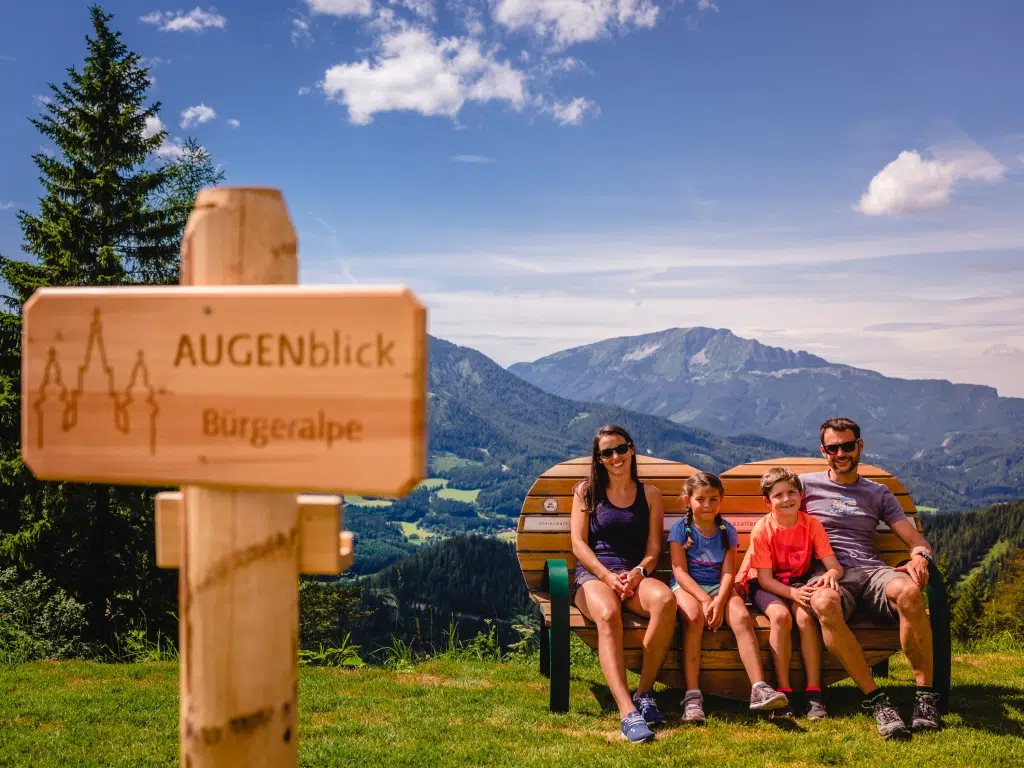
[424,332,1021,513]
[504,327,1023,509]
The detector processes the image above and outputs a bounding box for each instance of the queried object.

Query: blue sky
[2,1,1023,396]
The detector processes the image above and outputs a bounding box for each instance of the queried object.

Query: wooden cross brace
[154,491,354,575]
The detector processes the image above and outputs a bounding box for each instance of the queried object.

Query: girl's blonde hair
[679,471,729,551]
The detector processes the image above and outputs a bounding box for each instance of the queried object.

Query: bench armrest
[925,560,952,714]
[542,559,570,713]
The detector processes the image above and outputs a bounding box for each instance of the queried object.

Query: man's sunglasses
[598,443,632,459]
[822,440,859,455]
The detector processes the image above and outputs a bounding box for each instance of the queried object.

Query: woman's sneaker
[681,690,706,723]
[749,681,788,711]
[620,711,655,743]
[632,690,664,726]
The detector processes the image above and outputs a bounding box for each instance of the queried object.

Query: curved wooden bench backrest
[516,454,698,593]
[517,454,918,697]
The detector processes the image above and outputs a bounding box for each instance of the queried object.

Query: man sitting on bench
[802,416,941,739]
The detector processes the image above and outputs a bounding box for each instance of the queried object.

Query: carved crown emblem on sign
[31,308,164,455]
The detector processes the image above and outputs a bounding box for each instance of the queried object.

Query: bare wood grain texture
[179,187,300,768]
[154,491,344,574]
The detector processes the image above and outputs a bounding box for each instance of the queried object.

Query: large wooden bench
[516,455,951,713]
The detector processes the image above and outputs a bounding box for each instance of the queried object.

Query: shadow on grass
[946,684,1024,738]
[581,679,1023,736]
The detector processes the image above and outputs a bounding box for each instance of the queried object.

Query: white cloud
[320,12,527,125]
[305,0,373,17]
[142,114,166,139]
[140,8,227,32]
[452,154,495,163]
[227,118,241,128]
[180,104,217,128]
[292,17,312,44]
[697,0,718,10]
[0,201,14,211]
[33,95,51,106]
[298,86,312,96]
[856,143,1007,216]
[549,96,598,125]
[0,55,15,61]
[155,138,187,159]
[493,0,658,48]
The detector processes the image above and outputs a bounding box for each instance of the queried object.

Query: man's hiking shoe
[911,690,942,731]
[681,690,706,723]
[632,690,664,726]
[620,711,655,743]
[863,692,910,739]
[749,681,789,711]
[806,695,828,720]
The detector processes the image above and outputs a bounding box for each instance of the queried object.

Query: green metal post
[926,561,952,714]
[538,605,550,679]
[543,559,570,713]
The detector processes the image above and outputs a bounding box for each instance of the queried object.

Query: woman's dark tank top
[575,481,650,579]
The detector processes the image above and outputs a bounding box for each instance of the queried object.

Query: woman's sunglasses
[822,440,859,455]
[598,443,632,459]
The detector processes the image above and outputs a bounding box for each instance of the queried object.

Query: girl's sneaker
[806,695,828,720]
[681,690,706,723]
[620,711,655,743]
[631,690,665,725]
[749,681,789,711]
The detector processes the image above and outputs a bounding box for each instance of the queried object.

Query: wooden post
[20,184,427,768]
[178,187,300,767]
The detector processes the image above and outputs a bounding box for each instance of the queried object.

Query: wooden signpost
[20,187,427,767]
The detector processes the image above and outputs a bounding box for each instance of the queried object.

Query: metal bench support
[542,558,570,713]
[926,561,952,714]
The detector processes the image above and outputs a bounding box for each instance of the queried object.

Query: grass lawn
[399,521,437,540]
[430,453,483,472]
[1,649,1022,766]
[436,486,480,503]
[342,494,392,507]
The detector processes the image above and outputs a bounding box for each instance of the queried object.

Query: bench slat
[615,647,894,672]
[516,531,909,555]
[529,474,910,497]
[519,493,919,515]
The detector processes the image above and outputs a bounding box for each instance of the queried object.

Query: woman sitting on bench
[570,424,677,743]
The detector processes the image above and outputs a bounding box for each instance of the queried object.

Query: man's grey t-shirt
[801,471,907,569]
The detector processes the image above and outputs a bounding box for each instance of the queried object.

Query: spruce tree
[0,5,215,652]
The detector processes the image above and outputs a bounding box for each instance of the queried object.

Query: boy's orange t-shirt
[738,510,834,587]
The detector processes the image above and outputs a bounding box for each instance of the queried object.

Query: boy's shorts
[749,581,805,614]
[670,582,719,597]
[805,565,909,623]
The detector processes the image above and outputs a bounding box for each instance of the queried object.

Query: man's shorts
[670,581,719,597]
[806,565,910,623]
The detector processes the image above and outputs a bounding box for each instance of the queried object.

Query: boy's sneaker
[632,690,665,726]
[620,711,655,743]
[911,690,942,731]
[862,691,910,739]
[749,681,789,711]
[681,690,706,723]
[806,695,828,720]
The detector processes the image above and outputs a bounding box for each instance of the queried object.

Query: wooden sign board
[21,285,427,495]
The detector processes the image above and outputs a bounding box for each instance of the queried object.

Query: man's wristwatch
[633,565,649,578]
[914,550,933,563]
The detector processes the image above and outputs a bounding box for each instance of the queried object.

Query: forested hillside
[924,500,1024,644]
[351,535,533,655]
